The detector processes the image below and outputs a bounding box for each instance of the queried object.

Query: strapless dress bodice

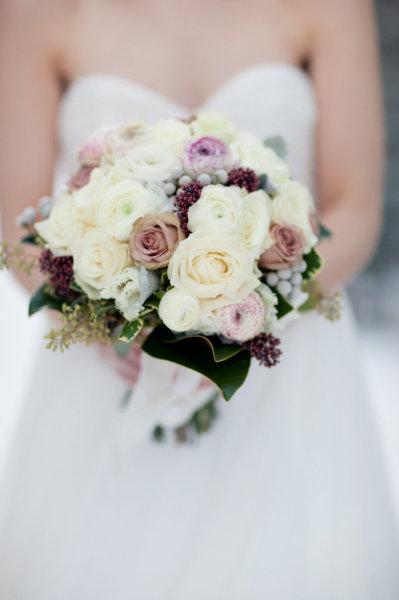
[56,63,317,192]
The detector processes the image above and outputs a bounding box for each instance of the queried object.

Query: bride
[0,1,398,598]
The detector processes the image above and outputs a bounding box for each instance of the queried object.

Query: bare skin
[0,0,383,381]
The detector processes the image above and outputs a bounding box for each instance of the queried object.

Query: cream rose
[188,185,243,234]
[102,121,151,163]
[231,131,290,187]
[191,112,237,143]
[270,181,317,251]
[73,230,131,297]
[240,190,272,256]
[151,118,192,153]
[167,231,260,311]
[115,142,181,182]
[74,165,122,226]
[96,179,165,241]
[35,192,84,256]
[159,288,201,332]
[100,266,158,321]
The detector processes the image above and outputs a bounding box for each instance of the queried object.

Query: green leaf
[143,294,161,311]
[69,280,84,293]
[263,135,287,160]
[142,325,251,401]
[298,295,317,313]
[318,223,332,240]
[302,248,323,280]
[160,329,243,363]
[28,284,64,316]
[21,234,40,246]
[118,318,143,342]
[276,292,294,319]
[258,173,268,191]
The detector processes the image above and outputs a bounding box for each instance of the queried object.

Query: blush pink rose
[68,165,94,191]
[129,212,185,269]
[259,224,305,270]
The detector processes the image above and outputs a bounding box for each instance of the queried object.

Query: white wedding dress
[0,64,398,600]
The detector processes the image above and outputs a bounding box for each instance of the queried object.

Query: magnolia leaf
[119,318,143,342]
[160,329,243,363]
[302,249,323,280]
[142,325,251,401]
[263,135,287,160]
[28,285,64,316]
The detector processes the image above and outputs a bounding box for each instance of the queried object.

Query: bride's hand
[99,343,142,387]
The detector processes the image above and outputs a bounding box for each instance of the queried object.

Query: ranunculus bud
[68,165,94,191]
[183,136,230,175]
[259,224,305,270]
[129,212,185,269]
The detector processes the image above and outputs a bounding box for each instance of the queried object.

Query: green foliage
[302,248,323,280]
[118,318,144,342]
[263,135,287,160]
[142,325,251,401]
[28,284,64,316]
[318,223,332,240]
[21,234,40,246]
[44,302,111,351]
[275,292,294,319]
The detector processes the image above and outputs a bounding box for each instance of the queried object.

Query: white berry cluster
[16,196,54,228]
[265,260,307,304]
[162,168,229,202]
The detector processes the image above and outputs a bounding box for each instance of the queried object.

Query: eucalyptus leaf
[263,135,287,160]
[113,340,132,358]
[142,325,251,401]
[28,284,64,316]
[318,223,332,240]
[119,318,143,342]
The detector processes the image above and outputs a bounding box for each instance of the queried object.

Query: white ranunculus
[188,185,243,234]
[167,231,260,311]
[35,192,84,256]
[115,142,182,182]
[100,266,158,321]
[231,131,290,187]
[159,288,201,332]
[240,190,272,256]
[96,178,165,241]
[271,181,317,251]
[151,118,192,153]
[73,230,131,295]
[74,165,121,226]
[102,121,151,163]
[191,112,237,143]
[256,283,278,332]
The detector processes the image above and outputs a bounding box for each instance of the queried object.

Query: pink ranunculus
[183,136,230,175]
[259,224,305,270]
[129,212,185,269]
[68,165,94,191]
[216,292,266,342]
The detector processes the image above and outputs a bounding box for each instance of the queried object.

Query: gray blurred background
[349,0,399,327]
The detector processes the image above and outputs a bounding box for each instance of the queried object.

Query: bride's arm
[0,4,64,293]
[306,0,384,289]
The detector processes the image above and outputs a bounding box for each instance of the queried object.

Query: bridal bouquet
[2,112,340,418]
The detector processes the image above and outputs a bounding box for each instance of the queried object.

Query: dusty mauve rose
[259,224,305,270]
[129,212,185,269]
[68,165,94,191]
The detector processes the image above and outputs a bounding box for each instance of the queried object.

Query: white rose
[100,266,158,321]
[96,178,165,241]
[271,181,317,250]
[115,142,181,182]
[35,192,84,256]
[159,288,201,332]
[256,283,278,332]
[167,231,260,311]
[191,112,237,143]
[231,131,290,187]
[151,119,192,153]
[188,185,243,234]
[240,190,272,256]
[73,230,131,297]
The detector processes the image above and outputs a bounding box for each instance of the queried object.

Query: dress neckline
[62,62,312,116]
